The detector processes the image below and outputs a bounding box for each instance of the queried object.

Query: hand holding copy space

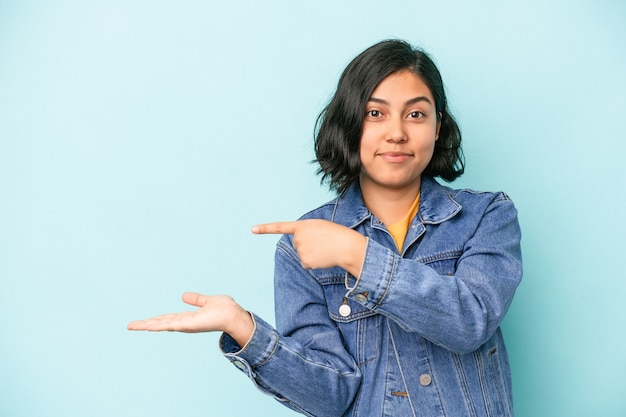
[128,219,367,347]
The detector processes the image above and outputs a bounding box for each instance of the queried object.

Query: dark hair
[314,39,464,194]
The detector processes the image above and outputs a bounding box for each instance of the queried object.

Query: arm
[128,281,362,416]
[254,196,522,355]
[348,197,522,354]
[220,245,362,417]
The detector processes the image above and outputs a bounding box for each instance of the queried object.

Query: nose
[386,116,407,143]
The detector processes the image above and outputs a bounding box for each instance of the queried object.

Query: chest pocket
[415,250,462,276]
[320,278,380,365]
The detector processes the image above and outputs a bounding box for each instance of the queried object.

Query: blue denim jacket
[221,177,522,417]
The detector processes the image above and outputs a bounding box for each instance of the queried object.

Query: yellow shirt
[387,192,420,252]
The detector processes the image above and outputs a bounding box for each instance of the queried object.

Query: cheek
[412,131,438,164]
[424,139,437,159]
[427,143,436,161]
[358,129,376,156]
[410,126,437,147]
[358,142,369,168]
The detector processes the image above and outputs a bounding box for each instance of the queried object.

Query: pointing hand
[252,219,367,276]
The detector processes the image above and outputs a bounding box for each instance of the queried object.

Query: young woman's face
[359,70,440,195]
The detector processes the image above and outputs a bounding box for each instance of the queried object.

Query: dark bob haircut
[314,39,464,194]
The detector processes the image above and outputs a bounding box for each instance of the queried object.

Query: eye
[366,109,382,118]
[408,111,424,119]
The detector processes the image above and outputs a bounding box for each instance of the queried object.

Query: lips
[378,152,413,163]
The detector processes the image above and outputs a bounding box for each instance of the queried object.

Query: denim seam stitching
[452,353,478,417]
[372,253,396,310]
[416,250,463,264]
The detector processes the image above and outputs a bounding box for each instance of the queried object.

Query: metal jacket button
[419,374,432,386]
[355,293,368,303]
[339,303,351,317]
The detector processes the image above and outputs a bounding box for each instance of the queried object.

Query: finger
[128,316,174,330]
[131,319,175,332]
[182,292,209,307]
[127,314,190,332]
[128,319,161,331]
[251,221,298,235]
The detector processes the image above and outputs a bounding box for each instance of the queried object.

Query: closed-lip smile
[378,151,413,163]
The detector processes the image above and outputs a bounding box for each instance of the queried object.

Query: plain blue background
[1,1,625,416]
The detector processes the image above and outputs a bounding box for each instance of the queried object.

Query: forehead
[370,70,434,102]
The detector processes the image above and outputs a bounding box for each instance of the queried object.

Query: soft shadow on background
[1,1,624,416]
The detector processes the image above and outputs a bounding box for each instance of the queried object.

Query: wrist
[341,232,368,277]
[224,302,255,348]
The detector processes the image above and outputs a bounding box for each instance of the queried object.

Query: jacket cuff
[346,238,395,309]
[219,313,279,379]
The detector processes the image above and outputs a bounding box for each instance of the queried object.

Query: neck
[360,179,421,226]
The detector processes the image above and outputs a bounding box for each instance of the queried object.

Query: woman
[128,39,523,417]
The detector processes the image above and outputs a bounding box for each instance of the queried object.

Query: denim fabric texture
[221,176,523,417]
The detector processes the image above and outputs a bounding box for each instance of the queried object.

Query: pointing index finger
[252,221,298,235]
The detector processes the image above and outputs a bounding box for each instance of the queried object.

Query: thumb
[182,292,209,307]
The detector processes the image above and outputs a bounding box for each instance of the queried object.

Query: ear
[435,112,442,140]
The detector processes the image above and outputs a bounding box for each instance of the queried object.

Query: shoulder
[288,185,358,222]
[443,185,520,235]
[449,186,514,207]
[420,177,518,225]
[296,198,339,221]
[295,185,369,227]
[427,177,514,207]
[420,180,522,252]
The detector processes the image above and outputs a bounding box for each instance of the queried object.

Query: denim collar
[331,176,462,228]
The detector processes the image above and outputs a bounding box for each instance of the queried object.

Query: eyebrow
[368,96,433,106]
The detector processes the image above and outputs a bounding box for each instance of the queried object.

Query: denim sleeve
[346,196,523,355]
[220,241,362,417]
